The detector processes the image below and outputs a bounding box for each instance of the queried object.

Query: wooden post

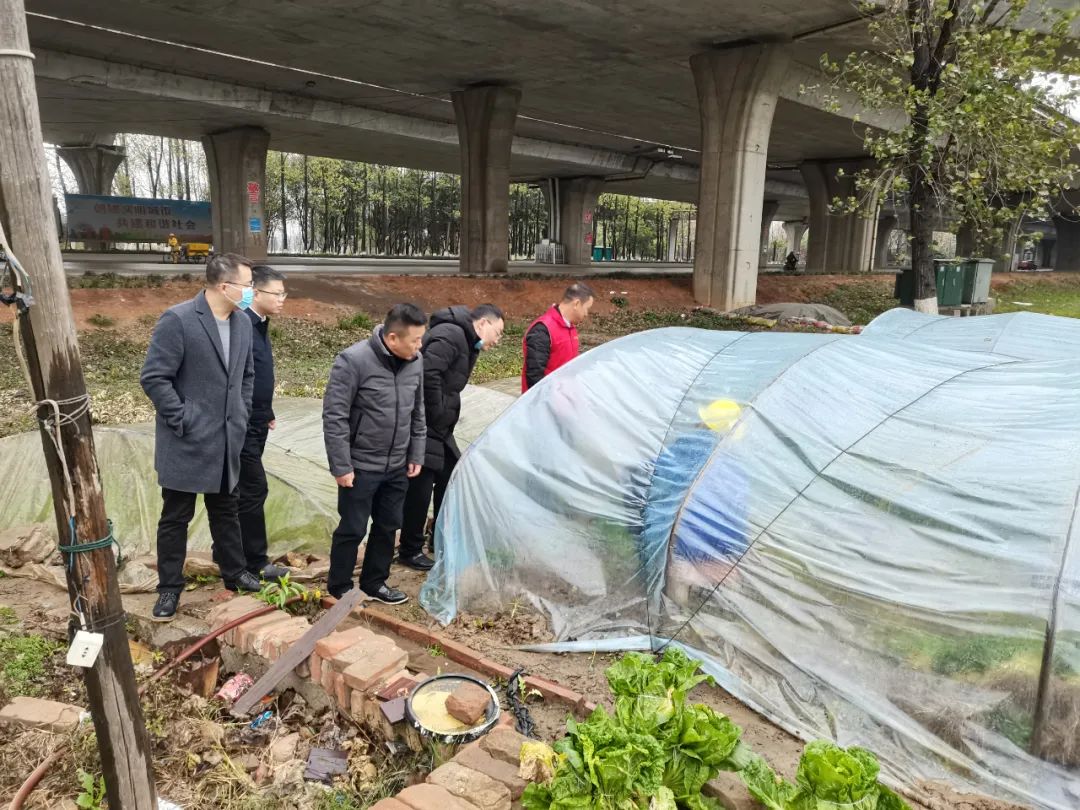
[0,2,157,806]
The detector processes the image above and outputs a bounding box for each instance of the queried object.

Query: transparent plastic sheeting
[0,386,515,556]
[420,312,1080,810]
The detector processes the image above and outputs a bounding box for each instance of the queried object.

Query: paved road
[63,252,693,277]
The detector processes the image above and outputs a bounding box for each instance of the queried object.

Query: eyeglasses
[256,289,288,300]
[223,280,254,290]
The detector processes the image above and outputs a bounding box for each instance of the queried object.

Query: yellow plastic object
[518,740,557,783]
[698,399,742,433]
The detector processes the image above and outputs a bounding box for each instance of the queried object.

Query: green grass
[68,271,167,289]
[994,275,1080,317]
[337,312,374,331]
[87,313,116,328]
[0,634,64,699]
[820,281,897,325]
[0,605,17,625]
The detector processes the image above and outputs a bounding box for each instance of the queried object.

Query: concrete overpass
[23,1,1080,307]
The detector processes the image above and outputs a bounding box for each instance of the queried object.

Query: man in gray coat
[323,303,427,605]
[141,252,264,621]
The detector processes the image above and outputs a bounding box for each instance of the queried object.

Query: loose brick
[428,762,511,810]
[235,612,294,654]
[333,671,350,709]
[454,743,527,799]
[250,616,307,659]
[342,644,408,691]
[0,696,83,734]
[329,634,396,673]
[207,594,264,630]
[349,689,367,725]
[397,783,479,810]
[314,625,375,661]
[309,652,324,684]
[479,727,530,766]
[268,619,311,662]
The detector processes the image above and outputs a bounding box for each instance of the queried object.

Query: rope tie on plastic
[59,518,124,568]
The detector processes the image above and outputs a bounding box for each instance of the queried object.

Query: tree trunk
[0,5,158,806]
[279,152,288,252]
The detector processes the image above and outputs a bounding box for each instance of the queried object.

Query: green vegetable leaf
[739,755,798,810]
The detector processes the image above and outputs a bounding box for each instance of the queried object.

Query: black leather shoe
[397,552,434,572]
[258,562,290,580]
[152,592,179,622]
[362,585,409,605]
[225,571,263,593]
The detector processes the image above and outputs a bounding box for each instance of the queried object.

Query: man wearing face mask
[397,304,505,570]
[323,303,427,605]
[141,252,263,621]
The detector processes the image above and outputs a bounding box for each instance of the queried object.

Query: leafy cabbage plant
[740,740,910,810]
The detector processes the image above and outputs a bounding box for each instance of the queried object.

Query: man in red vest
[521,282,595,392]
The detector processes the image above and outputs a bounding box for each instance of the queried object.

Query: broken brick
[453,742,527,799]
[0,696,82,734]
[396,783,479,810]
[329,634,396,673]
[446,683,492,725]
[427,761,511,810]
[478,727,530,766]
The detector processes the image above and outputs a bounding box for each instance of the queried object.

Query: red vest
[521,305,580,392]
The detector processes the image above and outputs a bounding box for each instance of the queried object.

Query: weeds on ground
[75,770,106,809]
[0,605,17,624]
[820,281,897,325]
[68,271,166,289]
[995,274,1080,318]
[87,313,116,328]
[337,312,373,331]
[255,574,319,611]
[0,634,64,700]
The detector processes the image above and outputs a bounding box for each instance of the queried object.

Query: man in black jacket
[236,265,290,581]
[398,304,504,570]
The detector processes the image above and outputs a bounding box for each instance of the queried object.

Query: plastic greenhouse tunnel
[419,309,1080,810]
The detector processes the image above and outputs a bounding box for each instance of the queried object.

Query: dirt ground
[0,272,889,330]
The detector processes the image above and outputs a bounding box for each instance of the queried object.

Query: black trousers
[400,446,457,558]
[327,467,409,597]
[156,480,248,594]
[237,421,271,574]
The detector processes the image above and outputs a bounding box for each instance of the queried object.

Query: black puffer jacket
[421,306,480,470]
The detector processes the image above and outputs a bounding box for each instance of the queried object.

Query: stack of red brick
[207,596,424,747]
[376,726,533,810]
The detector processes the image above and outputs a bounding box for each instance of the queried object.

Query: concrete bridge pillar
[800,159,877,273]
[783,220,807,260]
[1053,215,1080,271]
[58,140,126,251]
[57,141,125,197]
[690,44,789,309]
[452,85,520,274]
[543,177,604,266]
[759,199,779,268]
[202,126,269,260]
[875,215,897,269]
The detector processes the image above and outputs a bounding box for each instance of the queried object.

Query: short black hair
[562,282,595,303]
[471,303,504,322]
[252,265,286,286]
[206,252,252,285]
[385,302,427,335]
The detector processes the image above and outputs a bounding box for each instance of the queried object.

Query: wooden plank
[231,589,364,717]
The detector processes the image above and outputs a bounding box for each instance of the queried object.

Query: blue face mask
[228,285,254,310]
[475,338,485,351]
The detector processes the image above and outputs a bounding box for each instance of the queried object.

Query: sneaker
[258,562,290,580]
[225,571,263,593]
[363,584,409,605]
[397,552,434,572]
[152,592,179,622]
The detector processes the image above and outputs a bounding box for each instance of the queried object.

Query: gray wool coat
[140,290,254,493]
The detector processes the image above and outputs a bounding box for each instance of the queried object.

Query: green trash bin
[960,258,994,305]
[935,260,963,307]
[592,246,604,261]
